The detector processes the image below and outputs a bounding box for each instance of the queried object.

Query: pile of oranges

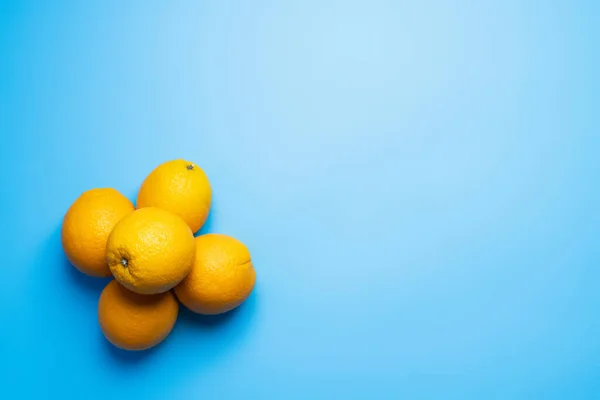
[61,159,256,351]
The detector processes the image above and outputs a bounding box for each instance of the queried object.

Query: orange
[98,280,179,351]
[61,188,134,277]
[175,234,256,315]
[106,207,196,294]
[136,159,212,234]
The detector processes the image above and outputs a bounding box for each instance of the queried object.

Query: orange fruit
[106,207,196,294]
[136,159,212,234]
[175,234,256,315]
[61,188,134,277]
[98,280,179,351]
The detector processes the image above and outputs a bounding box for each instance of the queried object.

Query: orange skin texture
[106,207,196,295]
[136,159,212,234]
[98,280,179,351]
[61,188,134,277]
[175,234,256,315]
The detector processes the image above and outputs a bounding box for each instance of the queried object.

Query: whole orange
[136,159,212,234]
[61,188,134,277]
[175,234,256,315]
[106,207,196,294]
[98,280,179,351]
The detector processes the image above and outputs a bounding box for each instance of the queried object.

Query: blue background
[1,1,599,398]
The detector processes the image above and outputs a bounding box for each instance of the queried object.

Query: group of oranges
[61,159,256,351]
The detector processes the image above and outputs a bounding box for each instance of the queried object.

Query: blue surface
[1,0,600,398]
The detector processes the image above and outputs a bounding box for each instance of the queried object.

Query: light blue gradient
[1,0,599,398]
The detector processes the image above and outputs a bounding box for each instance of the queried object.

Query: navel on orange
[175,234,256,315]
[106,207,196,294]
[62,188,134,277]
[98,280,179,351]
[136,159,212,234]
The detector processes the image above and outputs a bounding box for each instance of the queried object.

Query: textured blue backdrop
[1,0,599,398]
